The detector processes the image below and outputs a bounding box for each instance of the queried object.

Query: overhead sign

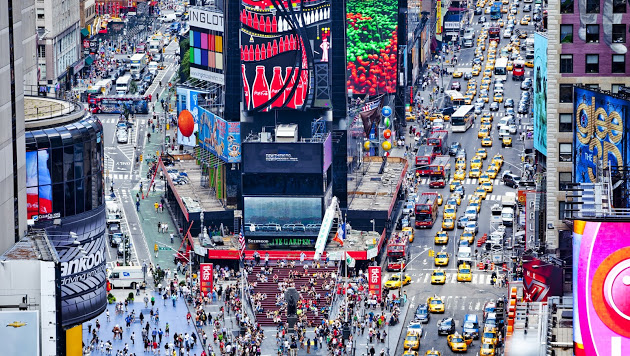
[189,7,224,32]
[190,67,225,85]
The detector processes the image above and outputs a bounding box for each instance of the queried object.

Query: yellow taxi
[525,60,534,68]
[481,136,493,147]
[476,148,488,159]
[481,111,493,122]
[482,181,494,193]
[480,93,490,103]
[425,349,441,356]
[454,169,466,180]
[455,158,466,170]
[403,351,419,356]
[478,128,490,139]
[466,88,477,97]
[467,81,477,90]
[461,231,475,244]
[447,332,472,352]
[429,113,444,122]
[502,136,512,147]
[493,92,504,103]
[450,180,463,192]
[471,157,483,170]
[453,71,463,78]
[435,230,449,244]
[449,193,462,206]
[480,343,497,356]
[492,154,504,166]
[480,116,492,125]
[443,207,457,220]
[521,15,531,25]
[508,13,516,21]
[519,30,529,39]
[405,113,416,122]
[483,68,493,78]
[435,252,450,266]
[507,61,514,71]
[437,193,443,205]
[469,168,482,178]
[472,67,480,76]
[464,95,474,105]
[487,59,496,67]
[481,76,492,85]
[442,218,455,230]
[480,82,490,92]
[482,330,498,345]
[479,174,491,184]
[403,226,415,243]
[474,186,488,199]
[404,331,421,350]
[498,19,505,27]
[469,200,481,213]
[384,273,411,289]
[427,295,446,313]
[457,263,473,282]
[502,0,509,4]
[487,166,499,179]
[431,269,447,284]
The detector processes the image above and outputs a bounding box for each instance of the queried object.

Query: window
[559,172,573,190]
[560,25,573,43]
[586,25,599,43]
[560,54,573,73]
[561,0,574,13]
[612,84,624,93]
[559,113,573,132]
[586,0,600,13]
[613,24,626,43]
[586,54,599,73]
[559,201,568,220]
[614,0,627,12]
[560,143,573,162]
[38,45,45,58]
[586,84,600,89]
[560,84,574,103]
[613,54,626,73]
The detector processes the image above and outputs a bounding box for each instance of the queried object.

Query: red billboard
[521,257,562,302]
[199,263,214,296]
[573,220,630,355]
[368,266,382,300]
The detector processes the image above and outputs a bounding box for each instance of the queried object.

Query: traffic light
[140,154,143,162]
[428,249,435,257]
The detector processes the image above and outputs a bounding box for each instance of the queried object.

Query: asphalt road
[392,4,536,355]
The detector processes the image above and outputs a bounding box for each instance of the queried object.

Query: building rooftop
[0,228,56,262]
[24,96,85,130]
[347,156,408,212]
[324,226,382,259]
[164,157,228,213]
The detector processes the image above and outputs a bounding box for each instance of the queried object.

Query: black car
[438,317,456,335]
[415,304,430,323]
[475,7,482,15]
[449,142,461,156]
[441,106,456,116]
[518,104,529,114]
[478,16,487,24]
[504,98,514,108]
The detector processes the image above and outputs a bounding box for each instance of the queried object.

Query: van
[106,200,122,225]
[463,38,474,48]
[498,126,510,138]
[148,61,158,75]
[457,246,473,265]
[158,14,176,23]
[501,207,514,226]
[108,266,144,289]
[463,314,481,339]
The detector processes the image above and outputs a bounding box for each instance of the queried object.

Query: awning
[84,55,94,66]
[149,1,158,5]
[81,28,90,38]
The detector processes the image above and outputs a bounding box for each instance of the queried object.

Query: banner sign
[199,263,214,296]
[368,266,382,300]
[198,106,241,163]
[522,257,562,302]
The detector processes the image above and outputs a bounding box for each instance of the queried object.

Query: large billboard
[176,87,207,146]
[198,106,242,163]
[240,0,332,112]
[26,149,53,220]
[574,87,630,184]
[533,33,547,156]
[189,7,225,85]
[244,196,322,235]
[0,311,39,355]
[573,220,630,356]
[242,142,324,174]
[346,0,398,95]
[521,257,562,302]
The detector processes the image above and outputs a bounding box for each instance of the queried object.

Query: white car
[432,119,445,130]
[503,29,512,38]
[465,207,478,221]
[116,129,128,143]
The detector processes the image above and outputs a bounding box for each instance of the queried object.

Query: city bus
[415,192,440,228]
[427,130,449,155]
[416,145,437,175]
[451,105,475,133]
[428,156,451,188]
[386,234,409,271]
[488,26,501,44]
[445,90,467,107]
[494,57,508,81]
[491,2,502,19]
[87,94,151,114]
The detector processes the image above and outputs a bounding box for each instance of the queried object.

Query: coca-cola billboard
[367,266,382,300]
[199,263,214,296]
[240,0,332,112]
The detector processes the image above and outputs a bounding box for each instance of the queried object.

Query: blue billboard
[534,33,547,156]
[198,106,241,163]
[176,87,206,147]
[574,87,630,184]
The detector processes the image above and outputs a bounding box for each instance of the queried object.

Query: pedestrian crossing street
[386,270,501,286]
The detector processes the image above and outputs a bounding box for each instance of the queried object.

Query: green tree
[179,37,190,81]
[130,80,138,94]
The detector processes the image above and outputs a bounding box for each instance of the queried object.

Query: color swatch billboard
[574,87,630,184]
[240,0,332,112]
[189,7,225,85]
[533,33,547,156]
[573,220,630,356]
[346,0,398,95]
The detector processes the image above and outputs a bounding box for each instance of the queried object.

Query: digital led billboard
[574,87,630,184]
[240,0,332,112]
[176,87,207,147]
[573,220,630,355]
[244,196,322,235]
[26,149,53,220]
[189,7,225,85]
[242,142,324,174]
[533,33,547,156]
[198,106,241,163]
[346,0,398,95]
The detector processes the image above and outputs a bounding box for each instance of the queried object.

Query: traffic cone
[502,263,507,272]
[491,263,495,271]
[142,193,144,199]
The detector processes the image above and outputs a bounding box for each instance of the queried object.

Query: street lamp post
[370,219,375,232]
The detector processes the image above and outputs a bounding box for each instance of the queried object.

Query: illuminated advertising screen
[533,33,547,156]
[574,87,630,184]
[346,0,398,95]
[240,0,332,112]
[522,257,562,302]
[198,106,241,163]
[244,196,322,236]
[26,149,53,220]
[573,220,630,355]
[242,142,323,174]
[176,87,206,147]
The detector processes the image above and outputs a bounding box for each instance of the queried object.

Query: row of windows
[558,83,629,103]
[561,24,627,44]
[559,54,626,74]
[561,0,627,13]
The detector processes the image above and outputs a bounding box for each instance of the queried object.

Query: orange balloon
[383,129,392,139]
[178,110,195,137]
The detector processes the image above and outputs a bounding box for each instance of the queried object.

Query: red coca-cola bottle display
[272,16,277,32]
[266,17,271,33]
[246,11,253,27]
[260,15,266,32]
[266,42,272,59]
[248,45,254,61]
[242,64,252,110]
[254,44,261,61]
[279,37,285,52]
[285,67,297,109]
[294,67,304,107]
[269,66,285,109]
[252,65,270,111]
[260,44,267,60]
[272,39,278,56]
[253,13,259,31]
[241,9,246,24]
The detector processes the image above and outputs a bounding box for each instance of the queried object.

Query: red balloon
[383,129,392,139]
[178,110,195,137]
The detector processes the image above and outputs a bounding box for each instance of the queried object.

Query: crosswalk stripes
[397,271,496,286]
[464,193,501,201]
[112,173,139,181]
